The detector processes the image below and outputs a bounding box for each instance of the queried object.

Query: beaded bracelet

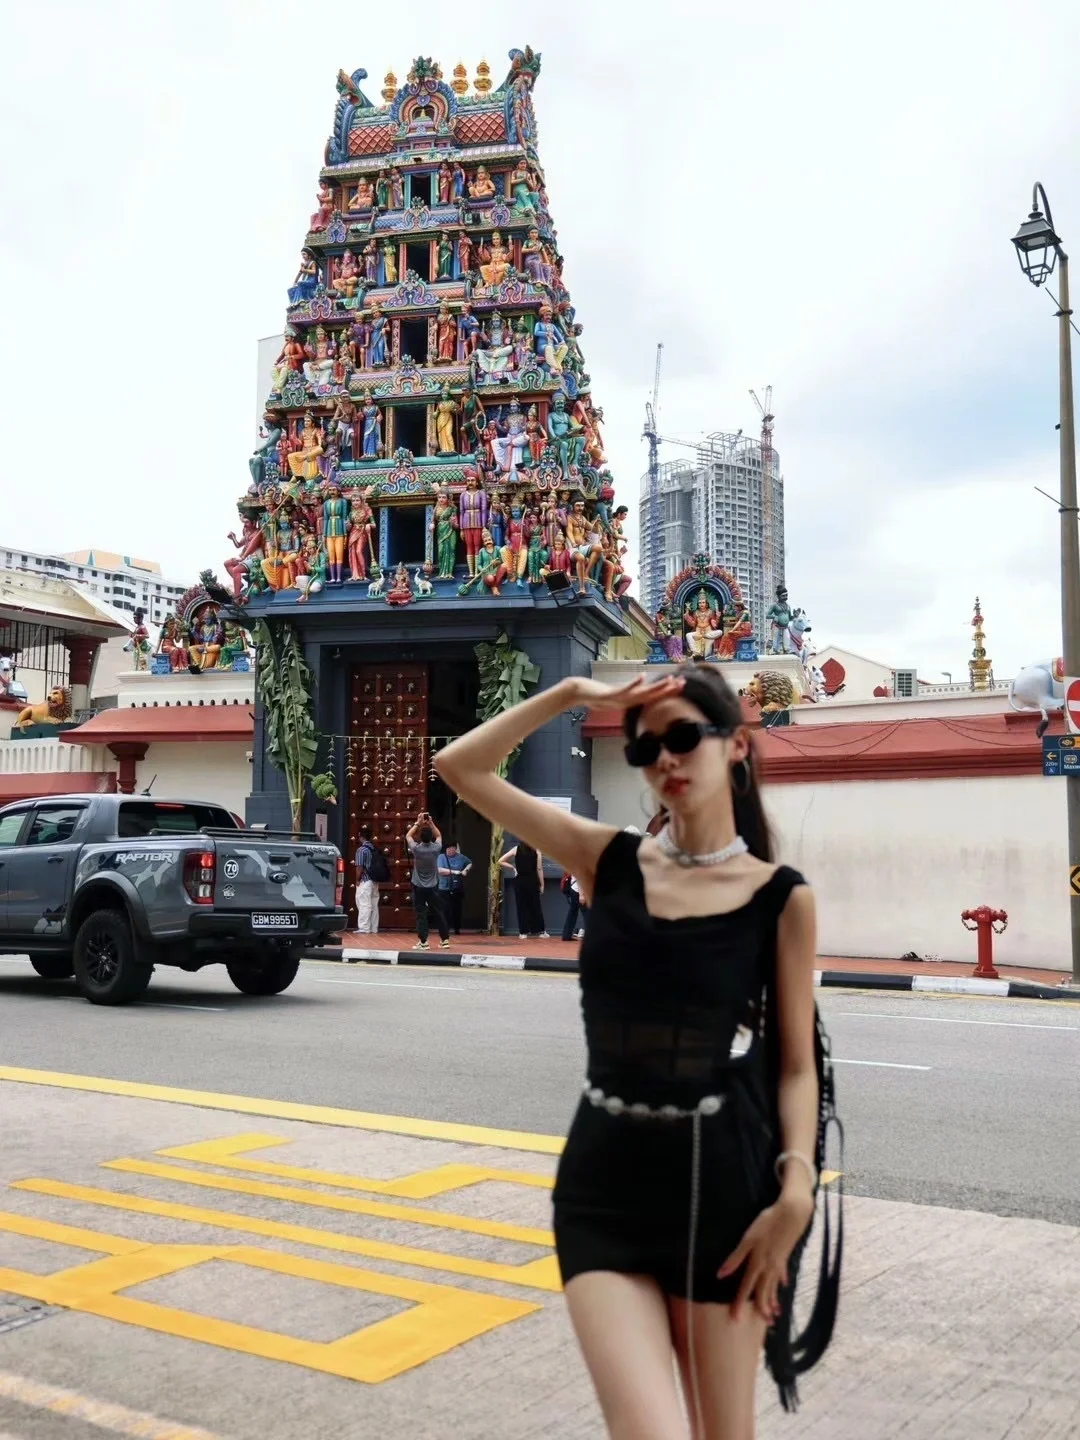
[774,1150,818,1191]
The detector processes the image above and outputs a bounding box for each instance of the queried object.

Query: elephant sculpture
[1008,657,1064,737]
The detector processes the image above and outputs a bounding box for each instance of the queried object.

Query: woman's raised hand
[566,672,686,713]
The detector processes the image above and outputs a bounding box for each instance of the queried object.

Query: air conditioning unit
[893,668,917,698]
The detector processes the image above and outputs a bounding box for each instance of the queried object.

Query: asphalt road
[2,956,1078,1226]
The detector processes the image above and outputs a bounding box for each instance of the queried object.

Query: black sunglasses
[624,720,732,769]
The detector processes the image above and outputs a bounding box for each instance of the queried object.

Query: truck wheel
[73,910,152,1006]
[226,953,301,996]
[29,956,74,980]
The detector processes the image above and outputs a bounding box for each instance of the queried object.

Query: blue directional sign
[1042,734,1080,776]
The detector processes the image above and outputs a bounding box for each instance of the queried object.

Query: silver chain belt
[583,1083,725,1120]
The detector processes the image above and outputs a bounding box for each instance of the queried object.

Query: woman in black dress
[436,667,819,1437]
[499,839,547,936]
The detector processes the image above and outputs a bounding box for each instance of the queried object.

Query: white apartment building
[0,546,186,627]
[638,433,785,642]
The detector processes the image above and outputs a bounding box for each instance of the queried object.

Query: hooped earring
[731,756,752,797]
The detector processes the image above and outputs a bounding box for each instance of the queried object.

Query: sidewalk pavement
[322,930,1078,1002]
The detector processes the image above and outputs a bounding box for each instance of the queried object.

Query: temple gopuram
[230,49,631,927]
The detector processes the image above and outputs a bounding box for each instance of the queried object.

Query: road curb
[336,947,1079,999]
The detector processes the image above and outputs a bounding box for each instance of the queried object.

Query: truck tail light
[335,855,344,908]
[183,849,216,906]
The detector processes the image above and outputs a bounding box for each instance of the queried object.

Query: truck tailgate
[211,839,339,912]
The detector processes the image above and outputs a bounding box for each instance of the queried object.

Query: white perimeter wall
[591,738,1066,969]
[134,743,252,820]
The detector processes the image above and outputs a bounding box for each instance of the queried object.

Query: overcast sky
[3,0,1078,678]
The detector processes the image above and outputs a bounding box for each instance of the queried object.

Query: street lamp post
[1012,183,1080,985]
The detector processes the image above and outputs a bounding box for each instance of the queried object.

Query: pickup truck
[0,794,345,1005]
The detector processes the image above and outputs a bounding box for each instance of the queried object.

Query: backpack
[560,872,572,895]
[762,999,844,1412]
[359,841,391,884]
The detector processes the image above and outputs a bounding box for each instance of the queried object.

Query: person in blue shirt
[353,826,378,934]
[437,841,472,935]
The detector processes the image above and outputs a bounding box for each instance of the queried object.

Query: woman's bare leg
[669,1299,766,1440]
[564,1272,688,1439]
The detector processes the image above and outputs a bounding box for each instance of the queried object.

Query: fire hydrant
[960,907,1008,980]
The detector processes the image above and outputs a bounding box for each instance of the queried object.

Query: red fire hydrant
[960,907,1008,980]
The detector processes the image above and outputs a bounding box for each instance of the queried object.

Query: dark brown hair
[623,667,773,862]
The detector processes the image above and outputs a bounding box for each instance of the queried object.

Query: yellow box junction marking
[0,1066,564,1155]
[0,1208,537,1384]
[0,1368,226,1440]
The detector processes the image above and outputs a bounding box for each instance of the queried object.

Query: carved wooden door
[346,662,429,929]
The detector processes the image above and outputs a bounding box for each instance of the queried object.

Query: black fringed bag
[762,1000,844,1412]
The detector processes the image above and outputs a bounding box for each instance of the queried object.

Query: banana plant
[253,619,337,833]
[474,632,540,932]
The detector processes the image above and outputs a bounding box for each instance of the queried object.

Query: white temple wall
[134,744,252,820]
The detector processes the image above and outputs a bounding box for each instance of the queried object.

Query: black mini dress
[552,830,806,1304]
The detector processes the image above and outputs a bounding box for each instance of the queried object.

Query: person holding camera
[406,812,450,950]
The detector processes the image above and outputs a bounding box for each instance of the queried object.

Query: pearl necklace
[655,826,749,868]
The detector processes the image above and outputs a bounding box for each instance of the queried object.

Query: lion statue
[744,670,801,715]
[15,687,73,730]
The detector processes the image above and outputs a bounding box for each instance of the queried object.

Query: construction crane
[642,343,665,608]
[749,387,776,597]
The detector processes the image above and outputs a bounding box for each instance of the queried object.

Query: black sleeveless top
[578,830,805,1109]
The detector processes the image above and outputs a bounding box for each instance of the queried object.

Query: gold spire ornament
[968,597,994,691]
[382,71,398,103]
[452,63,469,96]
[474,60,492,94]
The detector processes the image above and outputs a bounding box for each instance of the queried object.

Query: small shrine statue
[478,231,511,289]
[492,398,527,476]
[322,480,350,585]
[348,177,375,212]
[457,301,481,359]
[288,250,319,305]
[389,167,405,209]
[716,601,754,661]
[509,160,540,215]
[188,607,225,672]
[435,384,458,455]
[287,413,324,480]
[457,232,475,279]
[459,383,486,454]
[546,393,585,478]
[375,170,390,208]
[600,533,631,603]
[368,305,389,367]
[295,535,327,604]
[524,511,548,583]
[335,249,361,299]
[765,584,795,655]
[309,183,335,233]
[386,561,413,606]
[564,501,598,596]
[540,532,573,584]
[219,621,251,667]
[349,311,373,369]
[347,491,376,580]
[270,333,305,393]
[437,162,453,204]
[361,239,379,285]
[451,162,466,200]
[655,607,685,663]
[473,311,516,383]
[458,469,489,576]
[526,404,546,464]
[436,231,454,280]
[521,227,550,286]
[303,326,335,388]
[475,529,511,596]
[432,489,459,578]
[435,302,457,363]
[249,412,284,488]
[534,303,568,375]
[381,238,398,286]
[156,614,189,672]
[226,517,265,600]
[468,165,496,200]
[683,589,723,660]
[359,387,383,457]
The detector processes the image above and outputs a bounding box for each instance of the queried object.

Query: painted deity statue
[303,326,335,388]
[541,533,572,583]
[457,302,481,360]
[565,501,600,596]
[765,585,795,655]
[295,534,327,604]
[524,510,547,583]
[468,165,496,200]
[526,404,546,464]
[474,314,515,383]
[509,160,540,215]
[436,302,456,363]
[309,184,334,232]
[438,162,453,204]
[249,413,284,488]
[478,231,511,289]
[475,529,511,595]
[600,533,631,603]
[368,305,389,367]
[684,589,723,660]
[389,167,405,209]
[335,249,361,299]
[513,315,534,372]
[349,312,373,370]
[521,227,550,285]
[459,384,486,454]
[347,493,376,580]
[655,607,685,663]
[492,398,527,476]
[457,232,475,280]
[432,489,459,579]
[359,388,382,457]
[451,163,466,200]
[349,177,375,212]
[716,601,754,660]
[188,608,225,671]
[226,517,265,600]
[458,470,489,576]
[287,413,324,481]
[322,482,349,584]
[386,562,412,606]
[288,250,319,305]
[435,385,458,455]
[546,393,585,478]
[375,170,390,208]
[270,334,305,393]
[331,395,358,462]
[156,614,189,672]
[381,239,398,286]
[361,239,379,285]
[487,493,507,550]
[534,303,568,376]
[436,232,454,279]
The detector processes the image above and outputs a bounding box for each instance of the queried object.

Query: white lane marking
[0,1367,226,1438]
[840,1010,1079,1032]
[313,976,466,992]
[912,975,1009,996]
[832,1058,932,1071]
[52,997,226,1012]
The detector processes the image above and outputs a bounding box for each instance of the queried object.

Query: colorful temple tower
[230,49,631,927]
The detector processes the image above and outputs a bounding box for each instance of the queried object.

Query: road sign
[1066,677,1080,733]
[1071,867,1080,896]
[1042,734,1080,775]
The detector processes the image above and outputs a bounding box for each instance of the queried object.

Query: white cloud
[0,0,1077,679]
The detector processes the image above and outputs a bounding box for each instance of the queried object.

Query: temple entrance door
[347,662,430,930]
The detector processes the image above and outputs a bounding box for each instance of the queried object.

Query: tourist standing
[438,842,472,935]
[406,813,450,950]
[353,826,379,934]
[499,840,547,937]
[434,666,829,1434]
[560,872,587,942]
